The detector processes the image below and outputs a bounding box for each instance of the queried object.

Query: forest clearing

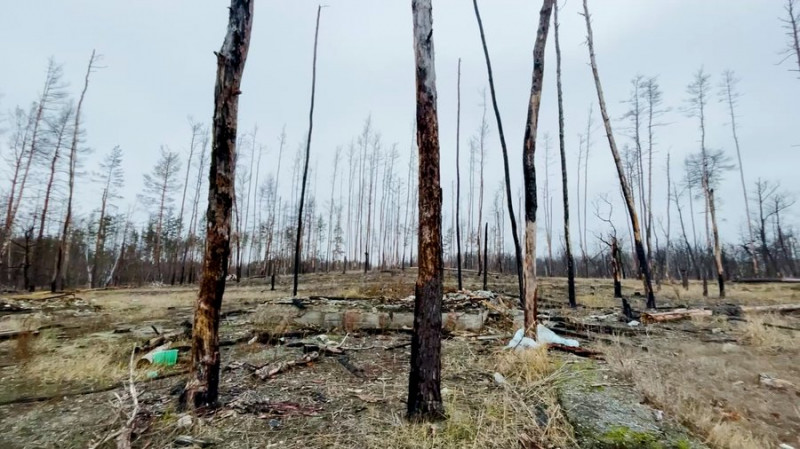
[2,0,799,447]
[1,271,798,448]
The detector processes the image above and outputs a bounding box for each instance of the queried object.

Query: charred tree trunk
[472,0,524,304]
[554,2,576,308]
[521,0,554,336]
[611,235,622,298]
[709,189,725,297]
[183,0,253,410]
[582,0,655,308]
[293,6,322,297]
[407,0,445,422]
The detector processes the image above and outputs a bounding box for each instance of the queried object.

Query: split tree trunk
[582,0,655,308]
[184,0,253,409]
[521,0,554,336]
[293,6,322,297]
[554,2,576,308]
[407,0,445,422]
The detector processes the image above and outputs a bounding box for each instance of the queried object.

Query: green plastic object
[146,371,159,379]
[151,349,178,366]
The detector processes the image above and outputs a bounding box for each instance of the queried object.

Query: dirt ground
[0,270,798,448]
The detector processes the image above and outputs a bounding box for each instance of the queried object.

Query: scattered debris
[506,326,580,351]
[641,308,712,323]
[174,435,214,447]
[493,372,506,385]
[176,414,193,428]
[758,373,796,391]
[253,352,320,380]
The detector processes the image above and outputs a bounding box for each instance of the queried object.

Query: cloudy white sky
[1,0,798,253]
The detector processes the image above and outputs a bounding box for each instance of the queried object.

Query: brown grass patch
[602,341,772,449]
[740,314,797,350]
[375,344,573,449]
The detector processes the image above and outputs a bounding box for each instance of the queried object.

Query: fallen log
[254,351,319,380]
[547,343,604,359]
[640,308,712,323]
[336,355,366,378]
[0,329,40,341]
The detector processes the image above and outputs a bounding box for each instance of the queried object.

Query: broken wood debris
[252,351,320,380]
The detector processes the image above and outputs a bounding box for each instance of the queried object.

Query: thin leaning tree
[407,0,445,422]
[293,5,324,297]
[582,0,655,308]
[184,0,254,409]
[521,0,555,336]
[472,0,525,305]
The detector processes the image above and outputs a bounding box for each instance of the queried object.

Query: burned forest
[0,1,799,448]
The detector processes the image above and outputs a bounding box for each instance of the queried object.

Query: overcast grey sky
[1,0,798,252]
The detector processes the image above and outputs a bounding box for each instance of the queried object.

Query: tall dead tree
[293,5,323,297]
[142,147,180,282]
[475,90,488,277]
[52,50,99,292]
[472,0,524,303]
[521,0,554,336]
[720,70,757,274]
[554,2,576,307]
[184,0,253,409]
[90,146,124,288]
[455,59,463,290]
[780,0,800,76]
[2,60,64,266]
[171,120,202,284]
[407,0,444,422]
[31,105,72,288]
[582,0,655,308]
[686,68,726,297]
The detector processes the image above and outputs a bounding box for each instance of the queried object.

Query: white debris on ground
[505,325,580,350]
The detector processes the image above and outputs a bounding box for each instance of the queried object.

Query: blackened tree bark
[293,5,323,297]
[582,0,655,308]
[521,0,554,336]
[184,0,253,409]
[554,2,576,307]
[407,0,445,422]
[472,0,524,304]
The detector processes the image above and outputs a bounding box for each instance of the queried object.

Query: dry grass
[19,332,135,385]
[375,344,573,449]
[602,342,772,449]
[740,314,797,350]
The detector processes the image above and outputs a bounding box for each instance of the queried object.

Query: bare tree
[184,0,253,409]
[685,68,728,297]
[719,70,757,274]
[52,50,100,292]
[142,147,181,282]
[407,0,444,422]
[475,90,488,277]
[2,60,65,268]
[455,58,463,290]
[582,0,655,308]
[90,146,124,288]
[554,1,576,307]
[472,0,524,302]
[780,0,800,76]
[293,6,323,296]
[521,0,554,336]
[31,104,72,288]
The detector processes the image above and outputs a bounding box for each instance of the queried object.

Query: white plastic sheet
[505,325,580,350]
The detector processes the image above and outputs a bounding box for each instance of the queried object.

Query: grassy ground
[0,271,798,448]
